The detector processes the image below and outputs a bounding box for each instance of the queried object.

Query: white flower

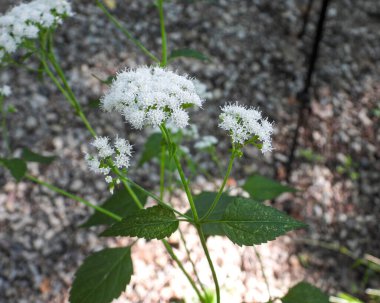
[0,85,11,97]
[219,102,274,153]
[91,137,114,158]
[171,109,189,129]
[101,66,204,129]
[115,153,130,169]
[0,0,73,59]
[194,135,218,150]
[85,136,133,182]
[115,136,133,156]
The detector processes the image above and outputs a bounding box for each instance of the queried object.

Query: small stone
[25,117,38,130]
[70,179,84,192]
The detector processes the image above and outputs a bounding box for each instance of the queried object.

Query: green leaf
[7,104,17,113]
[81,188,147,227]
[336,293,364,303]
[21,148,56,164]
[0,158,27,182]
[168,48,210,62]
[243,174,296,201]
[100,205,179,239]
[186,192,235,236]
[221,197,306,246]
[282,282,329,303]
[69,247,133,303]
[138,133,163,166]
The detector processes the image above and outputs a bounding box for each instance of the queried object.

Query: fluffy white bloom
[0,85,11,97]
[219,102,274,153]
[85,136,133,183]
[0,0,73,59]
[114,136,133,155]
[194,135,218,150]
[171,109,189,129]
[91,137,114,158]
[101,66,204,129]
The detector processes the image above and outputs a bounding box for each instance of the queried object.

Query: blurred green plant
[299,148,325,163]
[336,155,359,181]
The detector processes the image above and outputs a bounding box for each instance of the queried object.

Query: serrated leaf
[0,158,27,182]
[81,188,147,227]
[282,282,329,303]
[69,247,133,303]
[243,174,296,201]
[186,192,235,236]
[100,205,179,239]
[138,133,163,166]
[22,148,56,164]
[221,197,306,246]
[168,48,210,62]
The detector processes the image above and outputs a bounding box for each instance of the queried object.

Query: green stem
[26,174,122,221]
[110,164,191,220]
[162,240,205,302]
[96,0,160,64]
[196,225,220,303]
[166,176,208,301]
[157,0,168,66]
[254,247,272,301]
[126,176,192,221]
[160,143,166,200]
[173,154,198,221]
[200,151,236,221]
[45,31,97,137]
[160,125,199,222]
[40,56,74,107]
[120,178,144,209]
[178,228,208,295]
[0,96,10,156]
[38,51,96,138]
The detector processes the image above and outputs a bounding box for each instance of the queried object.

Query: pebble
[70,179,84,192]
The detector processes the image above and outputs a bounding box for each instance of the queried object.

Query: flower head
[101,66,203,129]
[85,136,133,187]
[0,0,73,61]
[219,102,274,153]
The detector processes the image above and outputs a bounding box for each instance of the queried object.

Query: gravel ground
[1,0,379,302]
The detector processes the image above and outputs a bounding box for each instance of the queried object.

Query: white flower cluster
[0,85,11,97]
[85,136,133,184]
[194,135,218,150]
[0,0,73,61]
[219,103,274,153]
[101,66,204,129]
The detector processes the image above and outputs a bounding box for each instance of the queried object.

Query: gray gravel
[1,0,380,302]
